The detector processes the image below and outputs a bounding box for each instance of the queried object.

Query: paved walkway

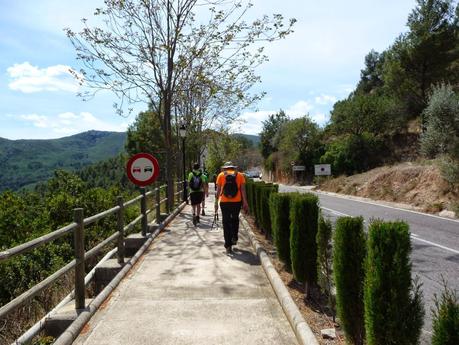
[75,193,298,345]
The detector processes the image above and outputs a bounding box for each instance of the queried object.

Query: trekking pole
[210,213,217,231]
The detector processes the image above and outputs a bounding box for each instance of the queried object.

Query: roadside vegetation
[259,0,459,215]
[247,178,458,344]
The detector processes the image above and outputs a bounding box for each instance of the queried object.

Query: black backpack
[190,172,202,191]
[223,171,238,198]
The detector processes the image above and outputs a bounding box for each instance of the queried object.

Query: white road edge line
[321,207,459,254]
[410,236,459,255]
[313,190,459,224]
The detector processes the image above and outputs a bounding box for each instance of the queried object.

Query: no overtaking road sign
[126,153,160,186]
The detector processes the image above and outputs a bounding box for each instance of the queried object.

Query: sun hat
[221,161,237,169]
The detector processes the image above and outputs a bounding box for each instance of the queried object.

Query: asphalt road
[279,185,459,343]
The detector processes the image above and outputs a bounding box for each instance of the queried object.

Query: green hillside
[0,131,127,192]
[233,133,260,147]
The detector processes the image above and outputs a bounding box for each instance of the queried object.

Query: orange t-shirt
[216,170,246,203]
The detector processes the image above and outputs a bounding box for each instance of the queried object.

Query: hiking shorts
[190,191,204,205]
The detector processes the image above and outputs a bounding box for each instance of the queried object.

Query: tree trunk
[164,94,175,212]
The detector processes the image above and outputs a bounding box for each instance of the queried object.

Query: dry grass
[318,161,458,215]
[245,216,345,345]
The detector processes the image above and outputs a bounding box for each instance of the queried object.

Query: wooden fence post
[140,187,147,236]
[73,208,85,310]
[117,196,125,264]
[156,183,161,224]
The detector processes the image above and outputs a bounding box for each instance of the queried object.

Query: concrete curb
[240,216,319,345]
[54,202,187,345]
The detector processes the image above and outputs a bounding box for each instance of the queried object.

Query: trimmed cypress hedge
[245,178,253,210]
[432,283,459,345]
[316,213,335,320]
[364,220,424,345]
[254,181,265,224]
[260,184,278,237]
[269,192,293,269]
[333,216,366,345]
[289,193,319,296]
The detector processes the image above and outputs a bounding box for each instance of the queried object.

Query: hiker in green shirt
[188,163,208,226]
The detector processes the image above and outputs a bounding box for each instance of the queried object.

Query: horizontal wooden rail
[84,232,120,261]
[124,214,143,232]
[0,222,77,262]
[124,194,143,208]
[84,206,120,226]
[0,260,76,319]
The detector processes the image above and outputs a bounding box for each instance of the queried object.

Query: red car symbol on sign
[133,166,141,173]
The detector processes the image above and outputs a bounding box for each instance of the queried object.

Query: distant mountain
[0,131,127,192]
[233,133,260,147]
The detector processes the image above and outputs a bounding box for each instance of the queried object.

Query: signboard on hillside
[126,153,159,186]
[314,164,331,176]
[292,165,306,171]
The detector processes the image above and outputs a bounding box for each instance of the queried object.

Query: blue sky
[0,0,416,140]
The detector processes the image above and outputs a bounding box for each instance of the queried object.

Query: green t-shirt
[188,170,208,193]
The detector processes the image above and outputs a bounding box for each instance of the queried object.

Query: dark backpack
[223,171,238,198]
[190,172,202,191]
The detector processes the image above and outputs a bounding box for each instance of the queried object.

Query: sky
[0,0,417,140]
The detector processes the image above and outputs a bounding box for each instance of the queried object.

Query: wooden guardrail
[0,181,184,324]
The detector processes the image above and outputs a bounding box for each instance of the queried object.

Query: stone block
[124,233,148,256]
[94,259,125,293]
[44,299,92,338]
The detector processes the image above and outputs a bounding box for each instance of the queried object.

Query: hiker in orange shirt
[215,162,249,254]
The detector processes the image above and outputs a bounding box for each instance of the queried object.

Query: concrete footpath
[74,193,299,345]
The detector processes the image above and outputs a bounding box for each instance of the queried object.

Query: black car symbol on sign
[144,166,153,172]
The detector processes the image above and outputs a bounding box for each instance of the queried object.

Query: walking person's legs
[220,202,233,253]
[190,192,203,225]
[227,202,241,245]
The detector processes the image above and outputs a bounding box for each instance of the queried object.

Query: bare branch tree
[65,0,295,206]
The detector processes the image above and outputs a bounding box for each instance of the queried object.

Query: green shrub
[289,193,319,297]
[245,179,254,214]
[316,213,335,320]
[420,83,459,159]
[333,216,366,345]
[260,185,278,237]
[320,133,385,175]
[253,181,265,224]
[432,281,459,345]
[364,220,424,345]
[269,193,293,269]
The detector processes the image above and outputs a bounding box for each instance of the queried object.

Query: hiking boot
[226,246,233,254]
[201,209,205,216]
[196,216,200,223]
[192,215,197,226]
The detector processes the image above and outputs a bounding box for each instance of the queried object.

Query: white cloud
[315,95,337,105]
[20,114,50,128]
[310,113,329,125]
[286,101,313,117]
[17,111,128,138]
[7,62,80,93]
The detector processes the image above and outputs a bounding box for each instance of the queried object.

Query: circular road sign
[126,153,160,186]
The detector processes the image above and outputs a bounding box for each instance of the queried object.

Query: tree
[277,116,323,178]
[420,83,459,158]
[356,50,386,94]
[329,92,403,137]
[259,110,289,159]
[383,0,459,119]
[66,0,295,209]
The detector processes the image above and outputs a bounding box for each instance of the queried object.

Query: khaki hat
[221,161,237,169]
